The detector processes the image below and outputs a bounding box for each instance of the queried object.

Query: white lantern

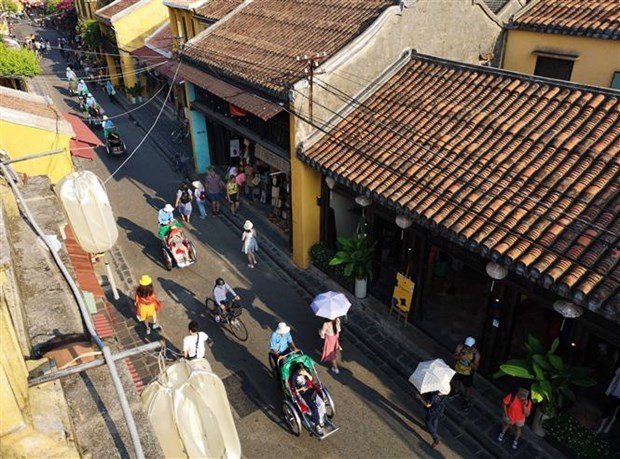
[355,195,371,207]
[57,171,118,253]
[395,215,413,229]
[553,300,583,319]
[325,176,336,190]
[486,261,508,293]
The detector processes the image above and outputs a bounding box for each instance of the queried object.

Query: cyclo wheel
[323,387,336,419]
[228,316,248,342]
[282,401,302,436]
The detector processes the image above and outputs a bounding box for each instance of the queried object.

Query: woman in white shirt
[242,220,258,268]
[183,321,211,360]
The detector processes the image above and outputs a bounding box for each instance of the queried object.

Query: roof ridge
[412,52,620,98]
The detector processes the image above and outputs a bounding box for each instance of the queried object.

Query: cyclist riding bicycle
[213,278,239,322]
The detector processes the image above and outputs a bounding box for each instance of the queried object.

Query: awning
[180,63,284,121]
[62,113,102,160]
[131,48,183,83]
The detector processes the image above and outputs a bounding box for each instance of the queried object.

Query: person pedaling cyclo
[101,115,115,138]
[269,322,298,370]
[77,79,88,97]
[292,363,327,435]
[212,278,239,322]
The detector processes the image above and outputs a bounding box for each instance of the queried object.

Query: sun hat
[464,337,476,347]
[102,115,108,120]
[192,180,202,189]
[163,204,174,213]
[139,274,152,286]
[243,220,253,230]
[276,322,290,335]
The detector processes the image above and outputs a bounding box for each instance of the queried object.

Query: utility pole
[296,52,327,124]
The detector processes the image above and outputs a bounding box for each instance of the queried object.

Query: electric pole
[296,52,327,124]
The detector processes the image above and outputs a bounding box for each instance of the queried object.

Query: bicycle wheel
[228,317,248,342]
[205,297,218,319]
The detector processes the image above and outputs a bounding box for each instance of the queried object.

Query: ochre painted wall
[0,121,73,183]
[503,30,620,88]
[107,1,168,91]
[290,110,321,268]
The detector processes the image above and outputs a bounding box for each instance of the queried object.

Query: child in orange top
[135,275,163,335]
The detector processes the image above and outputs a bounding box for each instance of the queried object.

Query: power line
[180,46,618,244]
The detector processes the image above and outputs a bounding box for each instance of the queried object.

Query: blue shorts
[179,202,192,216]
[208,192,221,202]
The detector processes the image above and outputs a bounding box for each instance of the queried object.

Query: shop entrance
[416,247,488,352]
[370,214,403,304]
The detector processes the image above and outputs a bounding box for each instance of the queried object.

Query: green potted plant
[494,334,596,436]
[329,235,375,298]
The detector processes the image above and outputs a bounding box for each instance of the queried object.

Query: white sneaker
[331,367,340,374]
[215,315,221,323]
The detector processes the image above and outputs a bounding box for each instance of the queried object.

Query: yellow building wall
[168,8,197,53]
[110,1,168,91]
[0,121,74,184]
[289,111,321,268]
[0,268,79,458]
[503,30,620,88]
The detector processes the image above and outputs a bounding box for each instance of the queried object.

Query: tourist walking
[227,174,240,216]
[192,180,207,219]
[182,321,211,360]
[134,275,163,335]
[241,220,258,268]
[452,336,480,412]
[417,386,450,448]
[497,388,532,449]
[175,182,193,223]
[319,317,341,374]
[205,167,223,216]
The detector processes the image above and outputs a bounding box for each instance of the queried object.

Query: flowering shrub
[544,413,611,458]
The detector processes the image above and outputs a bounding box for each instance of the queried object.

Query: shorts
[453,372,474,388]
[229,193,239,203]
[208,192,221,202]
[179,202,192,216]
[503,415,525,427]
[137,303,156,322]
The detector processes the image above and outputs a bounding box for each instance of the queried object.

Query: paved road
[18,22,479,459]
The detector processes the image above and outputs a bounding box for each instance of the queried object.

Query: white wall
[294,0,507,144]
[331,191,360,238]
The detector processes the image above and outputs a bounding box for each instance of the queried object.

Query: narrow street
[18,22,483,459]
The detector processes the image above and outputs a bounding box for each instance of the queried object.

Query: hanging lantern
[553,300,583,319]
[355,195,371,207]
[395,215,413,229]
[486,261,508,292]
[325,176,336,190]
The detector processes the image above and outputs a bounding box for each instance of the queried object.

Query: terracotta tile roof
[300,53,620,318]
[183,0,395,98]
[0,86,63,120]
[511,0,620,40]
[180,63,283,119]
[194,0,242,21]
[146,23,173,55]
[95,0,141,22]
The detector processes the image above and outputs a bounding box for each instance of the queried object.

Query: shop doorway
[417,247,487,351]
[370,214,403,304]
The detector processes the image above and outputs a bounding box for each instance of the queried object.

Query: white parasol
[310,291,351,320]
[409,359,455,394]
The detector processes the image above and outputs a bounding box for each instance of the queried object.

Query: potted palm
[494,334,596,436]
[329,235,375,298]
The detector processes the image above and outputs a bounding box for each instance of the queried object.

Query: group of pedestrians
[417,336,532,450]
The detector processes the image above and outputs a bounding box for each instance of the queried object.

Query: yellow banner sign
[392,273,415,313]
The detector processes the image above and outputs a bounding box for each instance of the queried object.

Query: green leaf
[572,377,597,387]
[526,334,545,354]
[559,386,576,402]
[532,354,552,371]
[0,44,41,78]
[530,383,544,403]
[548,354,564,370]
[548,338,560,355]
[499,364,534,379]
[532,362,545,381]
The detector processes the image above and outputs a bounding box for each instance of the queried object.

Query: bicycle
[171,119,189,144]
[204,297,249,342]
[173,152,193,180]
